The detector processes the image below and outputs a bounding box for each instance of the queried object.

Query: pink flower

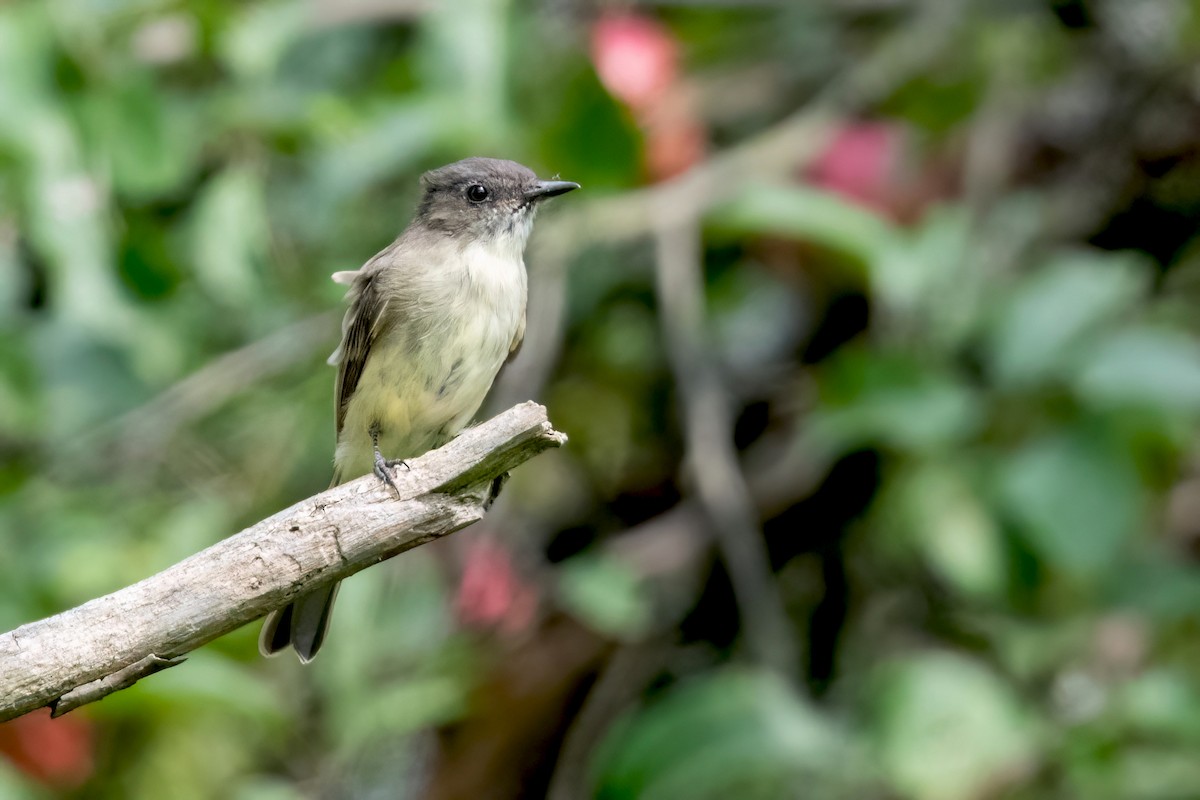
[591,12,678,113]
[807,122,903,213]
[455,536,538,635]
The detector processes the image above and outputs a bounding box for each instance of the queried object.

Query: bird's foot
[373,450,409,496]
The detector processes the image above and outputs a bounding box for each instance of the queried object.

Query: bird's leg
[370,423,409,496]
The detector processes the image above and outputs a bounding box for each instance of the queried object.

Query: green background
[4,0,1200,798]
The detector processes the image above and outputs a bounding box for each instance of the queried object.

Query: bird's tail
[258,469,343,663]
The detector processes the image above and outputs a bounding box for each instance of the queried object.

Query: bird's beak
[524,180,580,201]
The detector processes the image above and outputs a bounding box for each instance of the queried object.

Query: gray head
[414,157,579,247]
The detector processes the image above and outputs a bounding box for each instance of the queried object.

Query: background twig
[654,220,798,677]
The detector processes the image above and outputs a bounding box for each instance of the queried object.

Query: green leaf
[1116,669,1200,744]
[710,182,896,268]
[987,251,1148,388]
[0,761,40,800]
[0,4,53,131]
[1073,326,1200,412]
[533,61,641,191]
[810,350,982,454]
[558,553,652,639]
[335,674,467,753]
[187,166,268,307]
[1112,747,1200,800]
[871,205,971,327]
[418,0,515,147]
[0,218,20,317]
[218,0,308,81]
[997,429,1141,576]
[1105,552,1200,620]
[232,778,308,800]
[310,101,444,201]
[82,79,199,198]
[592,668,858,800]
[891,463,1005,598]
[871,653,1040,800]
[0,323,38,435]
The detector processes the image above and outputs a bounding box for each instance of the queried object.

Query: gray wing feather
[330,263,392,437]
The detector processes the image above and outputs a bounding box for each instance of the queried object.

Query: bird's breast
[334,242,526,478]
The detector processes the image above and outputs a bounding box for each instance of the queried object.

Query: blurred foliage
[4,0,1200,798]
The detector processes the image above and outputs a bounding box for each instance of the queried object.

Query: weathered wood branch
[0,402,565,722]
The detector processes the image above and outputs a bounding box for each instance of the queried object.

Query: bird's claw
[372,451,408,496]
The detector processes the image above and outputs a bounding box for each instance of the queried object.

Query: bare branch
[51,654,187,718]
[0,402,565,722]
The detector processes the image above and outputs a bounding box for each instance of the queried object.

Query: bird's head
[414,157,579,250]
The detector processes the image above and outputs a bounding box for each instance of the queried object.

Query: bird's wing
[329,260,392,437]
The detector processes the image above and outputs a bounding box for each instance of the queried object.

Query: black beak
[524,180,580,201]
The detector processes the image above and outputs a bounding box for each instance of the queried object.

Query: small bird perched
[259,157,578,662]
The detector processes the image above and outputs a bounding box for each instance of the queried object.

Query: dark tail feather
[258,603,294,657]
[258,469,344,662]
[258,581,341,663]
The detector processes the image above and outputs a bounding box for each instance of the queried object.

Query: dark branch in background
[653,221,799,677]
[0,403,565,722]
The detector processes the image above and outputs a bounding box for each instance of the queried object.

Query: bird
[259,157,579,662]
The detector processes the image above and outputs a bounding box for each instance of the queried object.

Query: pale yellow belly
[332,318,513,481]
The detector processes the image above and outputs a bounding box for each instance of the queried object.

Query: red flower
[0,708,94,789]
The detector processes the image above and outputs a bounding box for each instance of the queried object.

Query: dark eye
[466,184,489,202]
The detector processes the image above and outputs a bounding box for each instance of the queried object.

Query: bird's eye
[466,184,490,202]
